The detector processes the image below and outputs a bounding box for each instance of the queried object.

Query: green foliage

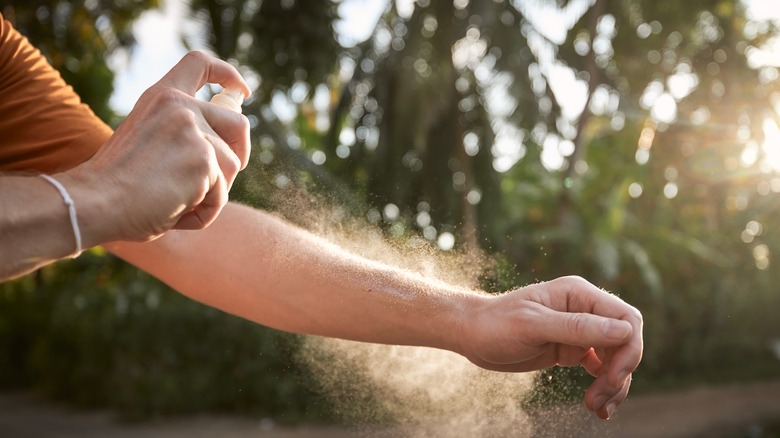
[189,0,340,100]
[0,251,329,421]
[4,0,780,424]
[229,0,780,385]
[523,367,590,409]
[0,0,160,123]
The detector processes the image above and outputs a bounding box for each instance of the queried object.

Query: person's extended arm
[106,201,643,420]
[1,29,640,419]
[0,52,251,281]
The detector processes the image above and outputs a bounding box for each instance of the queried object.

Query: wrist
[38,174,82,257]
[446,289,492,357]
[55,165,122,249]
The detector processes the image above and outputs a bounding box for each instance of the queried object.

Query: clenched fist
[63,51,252,244]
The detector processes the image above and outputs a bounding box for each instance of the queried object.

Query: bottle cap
[210,88,245,113]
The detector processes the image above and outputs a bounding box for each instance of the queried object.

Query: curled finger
[200,129,242,191]
[580,348,603,377]
[174,160,228,230]
[160,51,251,98]
[595,373,632,420]
[601,310,643,388]
[198,101,251,171]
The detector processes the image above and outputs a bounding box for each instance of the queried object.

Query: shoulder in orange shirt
[0,13,113,173]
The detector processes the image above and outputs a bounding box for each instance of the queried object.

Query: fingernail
[605,320,631,341]
[593,395,608,410]
[605,402,616,419]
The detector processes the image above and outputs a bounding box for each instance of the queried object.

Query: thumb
[536,311,633,348]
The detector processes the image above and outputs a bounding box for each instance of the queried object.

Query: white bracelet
[40,174,83,258]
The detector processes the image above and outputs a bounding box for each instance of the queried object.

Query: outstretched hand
[65,51,252,245]
[457,276,643,420]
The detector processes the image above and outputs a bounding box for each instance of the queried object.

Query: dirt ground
[1,379,779,437]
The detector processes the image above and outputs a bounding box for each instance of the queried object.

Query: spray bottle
[209,88,245,113]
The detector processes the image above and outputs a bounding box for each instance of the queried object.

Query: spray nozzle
[209,88,245,113]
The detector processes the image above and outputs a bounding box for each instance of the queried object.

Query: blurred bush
[0,251,329,421]
[3,0,780,423]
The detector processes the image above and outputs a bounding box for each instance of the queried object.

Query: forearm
[0,170,114,280]
[105,203,643,421]
[105,202,482,351]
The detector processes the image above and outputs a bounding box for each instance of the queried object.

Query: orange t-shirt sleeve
[0,14,114,173]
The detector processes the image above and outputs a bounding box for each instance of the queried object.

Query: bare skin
[0,51,251,279]
[105,204,643,420]
[1,51,643,420]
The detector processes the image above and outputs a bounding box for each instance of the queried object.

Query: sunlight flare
[761,117,780,171]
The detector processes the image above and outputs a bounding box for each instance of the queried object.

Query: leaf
[623,239,663,296]
[654,228,732,268]
[594,235,621,280]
